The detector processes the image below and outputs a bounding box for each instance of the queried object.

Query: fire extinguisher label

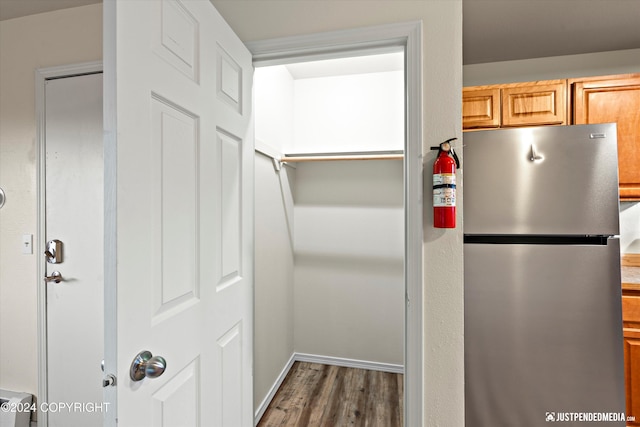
[433,173,456,207]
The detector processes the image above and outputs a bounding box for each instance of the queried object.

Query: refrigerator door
[464,239,625,427]
[463,124,620,236]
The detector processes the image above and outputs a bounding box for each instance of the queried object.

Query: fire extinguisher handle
[432,137,461,169]
[450,147,460,169]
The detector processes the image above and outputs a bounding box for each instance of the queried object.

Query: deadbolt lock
[45,239,63,264]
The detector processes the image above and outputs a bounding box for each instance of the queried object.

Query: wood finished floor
[257,362,403,427]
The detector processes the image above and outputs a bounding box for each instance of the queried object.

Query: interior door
[103,0,254,425]
[45,73,104,427]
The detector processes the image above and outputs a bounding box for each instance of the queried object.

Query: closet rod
[282,150,404,163]
[283,154,403,162]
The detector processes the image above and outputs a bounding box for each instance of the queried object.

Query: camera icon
[545,412,556,422]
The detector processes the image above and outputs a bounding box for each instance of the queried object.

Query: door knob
[44,271,63,283]
[130,350,167,381]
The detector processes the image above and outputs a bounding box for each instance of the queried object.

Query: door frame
[248,21,423,426]
[35,61,104,427]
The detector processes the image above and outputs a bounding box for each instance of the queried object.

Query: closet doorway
[252,44,413,425]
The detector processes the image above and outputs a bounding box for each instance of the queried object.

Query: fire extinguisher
[432,138,460,228]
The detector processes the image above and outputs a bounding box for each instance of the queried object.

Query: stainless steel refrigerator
[464,124,626,426]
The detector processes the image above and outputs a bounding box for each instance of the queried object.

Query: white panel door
[45,73,104,427]
[103,0,254,425]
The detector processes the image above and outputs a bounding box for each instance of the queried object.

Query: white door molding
[35,60,103,427]
[248,21,424,427]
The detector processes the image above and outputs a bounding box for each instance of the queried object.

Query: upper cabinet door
[462,87,501,129]
[572,74,640,201]
[501,81,566,127]
[463,80,567,131]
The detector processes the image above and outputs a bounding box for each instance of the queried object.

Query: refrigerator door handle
[530,144,544,162]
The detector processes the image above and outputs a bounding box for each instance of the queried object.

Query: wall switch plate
[22,234,33,254]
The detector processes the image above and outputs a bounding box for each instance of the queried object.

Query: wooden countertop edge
[622,254,640,267]
[623,282,640,292]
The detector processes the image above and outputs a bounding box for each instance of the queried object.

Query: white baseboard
[254,353,296,426]
[254,352,404,425]
[294,353,404,374]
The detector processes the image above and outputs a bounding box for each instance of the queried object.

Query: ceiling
[463,0,640,64]
[0,0,101,21]
[1,0,639,65]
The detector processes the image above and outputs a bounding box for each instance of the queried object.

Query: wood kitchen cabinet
[501,81,566,127]
[622,284,640,426]
[462,80,567,130]
[462,87,500,129]
[571,74,640,201]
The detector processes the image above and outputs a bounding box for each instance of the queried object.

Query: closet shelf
[282,151,404,163]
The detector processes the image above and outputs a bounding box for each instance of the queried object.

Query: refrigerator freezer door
[463,124,620,236]
[465,239,625,427]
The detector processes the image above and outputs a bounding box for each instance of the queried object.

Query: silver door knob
[130,350,167,381]
[44,271,63,283]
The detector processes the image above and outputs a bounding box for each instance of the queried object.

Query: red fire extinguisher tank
[432,139,458,228]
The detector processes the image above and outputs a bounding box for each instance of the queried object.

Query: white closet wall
[292,70,404,153]
[253,66,296,410]
[293,160,404,364]
[255,66,295,152]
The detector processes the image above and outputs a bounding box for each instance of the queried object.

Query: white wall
[292,70,404,153]
[255,65,295,153]
[621,202,640,254]
[463,48,640,86]
[293,160,404,364]
[253,155,296,410]
[253,65,296,411]
[0,4,102,396]
[463,50,640,254]
[290,68,404,363]
[213,1,464,425]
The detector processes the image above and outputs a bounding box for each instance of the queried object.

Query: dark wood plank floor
[257,362,403,427]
